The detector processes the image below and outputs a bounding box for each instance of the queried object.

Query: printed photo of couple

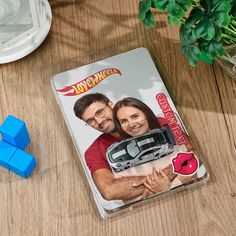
[52,47,208,216]
[73,93,200,204]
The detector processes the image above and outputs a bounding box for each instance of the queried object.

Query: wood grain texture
[0,0,235,235]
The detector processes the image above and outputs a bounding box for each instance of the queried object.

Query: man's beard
[99,119,116,133]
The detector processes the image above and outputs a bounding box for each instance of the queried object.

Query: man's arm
[92,168,147,201]
[92,164,177,201]
[132,165,177,195]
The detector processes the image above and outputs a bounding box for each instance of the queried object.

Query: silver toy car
[106,125,176,172]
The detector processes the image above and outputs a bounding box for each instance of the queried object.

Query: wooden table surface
[0,1,235,235]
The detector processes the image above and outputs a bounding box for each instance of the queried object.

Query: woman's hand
[144,167,171,193]
[132,167,172,198]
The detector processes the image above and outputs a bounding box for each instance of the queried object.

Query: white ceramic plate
[0,0,52,64]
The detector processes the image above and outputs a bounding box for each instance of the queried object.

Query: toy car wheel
[124,164,131,170]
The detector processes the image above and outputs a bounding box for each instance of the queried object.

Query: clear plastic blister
[49,37,210,219]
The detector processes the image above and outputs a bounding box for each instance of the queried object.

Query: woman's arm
[132,168,172,194]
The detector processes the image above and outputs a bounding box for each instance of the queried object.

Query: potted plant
[139,0,236,77]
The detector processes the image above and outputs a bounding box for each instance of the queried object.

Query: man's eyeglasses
[85,106,106,126]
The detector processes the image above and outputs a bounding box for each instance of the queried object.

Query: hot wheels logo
[57,68,121,96]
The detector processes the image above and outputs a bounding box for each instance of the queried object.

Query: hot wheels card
[51,47,209,218]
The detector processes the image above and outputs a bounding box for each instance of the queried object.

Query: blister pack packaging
[50,38,210,219]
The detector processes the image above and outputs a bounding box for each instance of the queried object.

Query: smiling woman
[111,97,198,196]
[117,106,150,136]
[113,97,161,138]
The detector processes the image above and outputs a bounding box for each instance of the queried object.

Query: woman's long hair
[113,97,160,138]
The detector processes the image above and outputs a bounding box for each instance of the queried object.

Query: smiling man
[73,93,176,201]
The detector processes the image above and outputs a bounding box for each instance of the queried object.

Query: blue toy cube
[0,115,30,150]
[0,141,17,169]
[8,149,36,178]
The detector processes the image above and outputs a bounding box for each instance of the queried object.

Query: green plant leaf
[200,0,220,10]
[151,0,168,12]
[139,0,152,20]
[168,15,182,25]
[142,10,156,28]
[200,50,214,64]
[167,1,185,18]
[203,20,215,40]
[193,18,217,41]
[230,0,236,16]
[214,25,222,42]
[185,8,204,28]
[205,40,224,57]
[211,1,231,26]
[193,19,209,39]
[139,0,233,67]
[177,0,192,11]
[180,24,196,44]
[213,1,231,13]
[177,0,191,5]
[182,45,201,66]
[212,12,231,27]
[141,0,191,27]
[190,0,231,42]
